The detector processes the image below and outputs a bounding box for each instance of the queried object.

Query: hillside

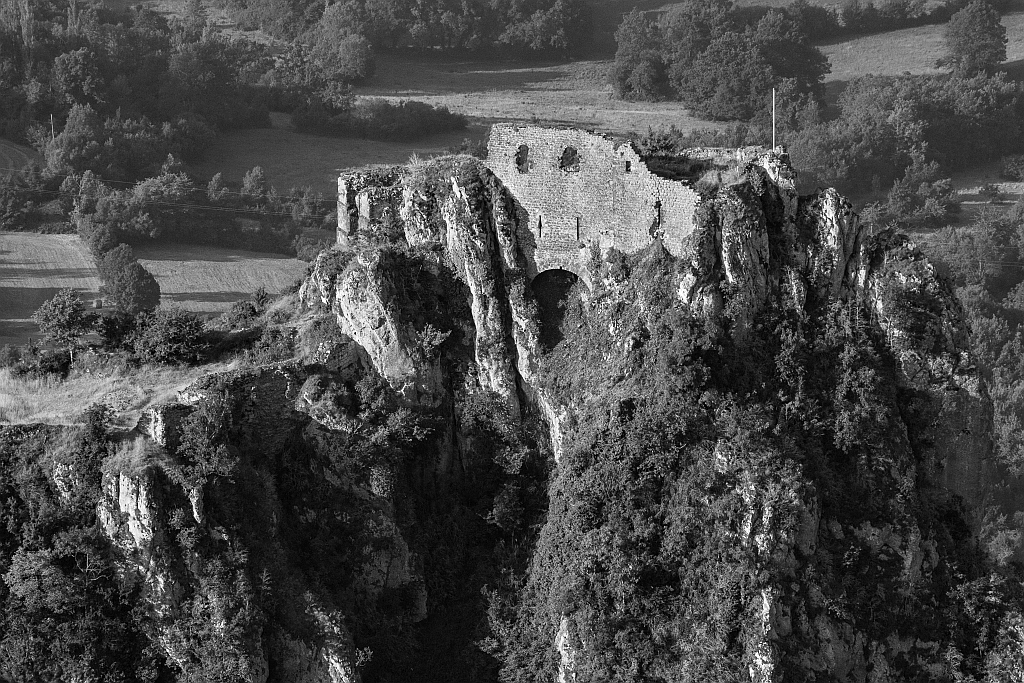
[4,132,1024,681]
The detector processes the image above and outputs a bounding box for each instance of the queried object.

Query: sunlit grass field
[0,359,238,426]
[0,233,307,345]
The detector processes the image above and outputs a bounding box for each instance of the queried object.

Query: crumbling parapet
[338,167,403,246]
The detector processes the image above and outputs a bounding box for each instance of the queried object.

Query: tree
[52,48,100,107]
[32,289,95,359]
[659,0,733,67]
[241,166,268,201]
[674,32,775,120]
[180,0,208,41]
[944,0,1006,75]
[98,245,161,315]
[611,10,668,101]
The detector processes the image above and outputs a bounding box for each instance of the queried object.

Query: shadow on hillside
[0,266,96,280]
[166,292,250,304]
[362,55,566,95]
[136,248,295,263]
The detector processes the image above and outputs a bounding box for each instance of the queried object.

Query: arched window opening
[537,215,543,238]
[559,146,580,172]
[575,216,581,241]
[625,160,631,172]
[515,144,530,173]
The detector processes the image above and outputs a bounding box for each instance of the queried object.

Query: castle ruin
[337,124,776,286]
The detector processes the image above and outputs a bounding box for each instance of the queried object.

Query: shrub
[243,326,296,365]
[132,307,207,364]
[293,98,467,142]
[981,183,1004,203]
[293,230,334,261]
[1002,154,1024,181]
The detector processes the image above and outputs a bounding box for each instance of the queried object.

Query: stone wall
[337,167,403,246]
[485,124,703,284]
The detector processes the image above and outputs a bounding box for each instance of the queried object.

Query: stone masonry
[486,124,705,283]
[338,124,775,285]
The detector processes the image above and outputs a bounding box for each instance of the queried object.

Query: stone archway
[530,268,582,351]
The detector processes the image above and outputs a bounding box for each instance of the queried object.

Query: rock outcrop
[314,135,1011,683]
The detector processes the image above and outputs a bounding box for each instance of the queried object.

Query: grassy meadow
[822,11,1024,84]
[0,233,307,345]
[134,242,308,314]
[0,359,239,425]
[0,233,102,346]
[191,113,488,194]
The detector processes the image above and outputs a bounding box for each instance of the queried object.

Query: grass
[0,233,308,345]
[822,11,1024,84]
[133,241,308,314]
[0,233,102,346]
[191,113,484,194]
[0,359,238,426]
[356,57,724,139]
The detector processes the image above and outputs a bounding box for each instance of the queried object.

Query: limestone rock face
[856,232,999,509]
[94,365,391,683]
[334,251,445,406]
[97,467,182,618]
[798,188,861,301]
[441,174,524,416]
[305,141,1010,682]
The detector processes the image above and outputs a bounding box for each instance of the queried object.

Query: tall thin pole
[772,88,776,150]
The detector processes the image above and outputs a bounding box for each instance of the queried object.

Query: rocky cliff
[295,148,1022,682]
[3,141,1021,683]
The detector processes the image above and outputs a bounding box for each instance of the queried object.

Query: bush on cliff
[132,307,208,365]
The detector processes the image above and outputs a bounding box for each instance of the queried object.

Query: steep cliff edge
[3,141,1023,683]
[298,149,1024,682]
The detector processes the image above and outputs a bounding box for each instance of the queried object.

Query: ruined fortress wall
[485,124,701,281]
[338,167,403,245]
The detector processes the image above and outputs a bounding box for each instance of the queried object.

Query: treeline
[0,0,268,153]
[612,0,830,119]
[225,0,591,55]
[630,26,1018,215]
[612,0,1012,119]
[752,0,1012,43]
[0,0,466,174]
[62,156,334,257]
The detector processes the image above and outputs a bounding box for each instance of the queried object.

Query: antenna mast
[772,87,776,150]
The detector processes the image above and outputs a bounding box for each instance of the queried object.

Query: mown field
[191,113,487,194]
[823,11,1024,83]
[0,233,307,345]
